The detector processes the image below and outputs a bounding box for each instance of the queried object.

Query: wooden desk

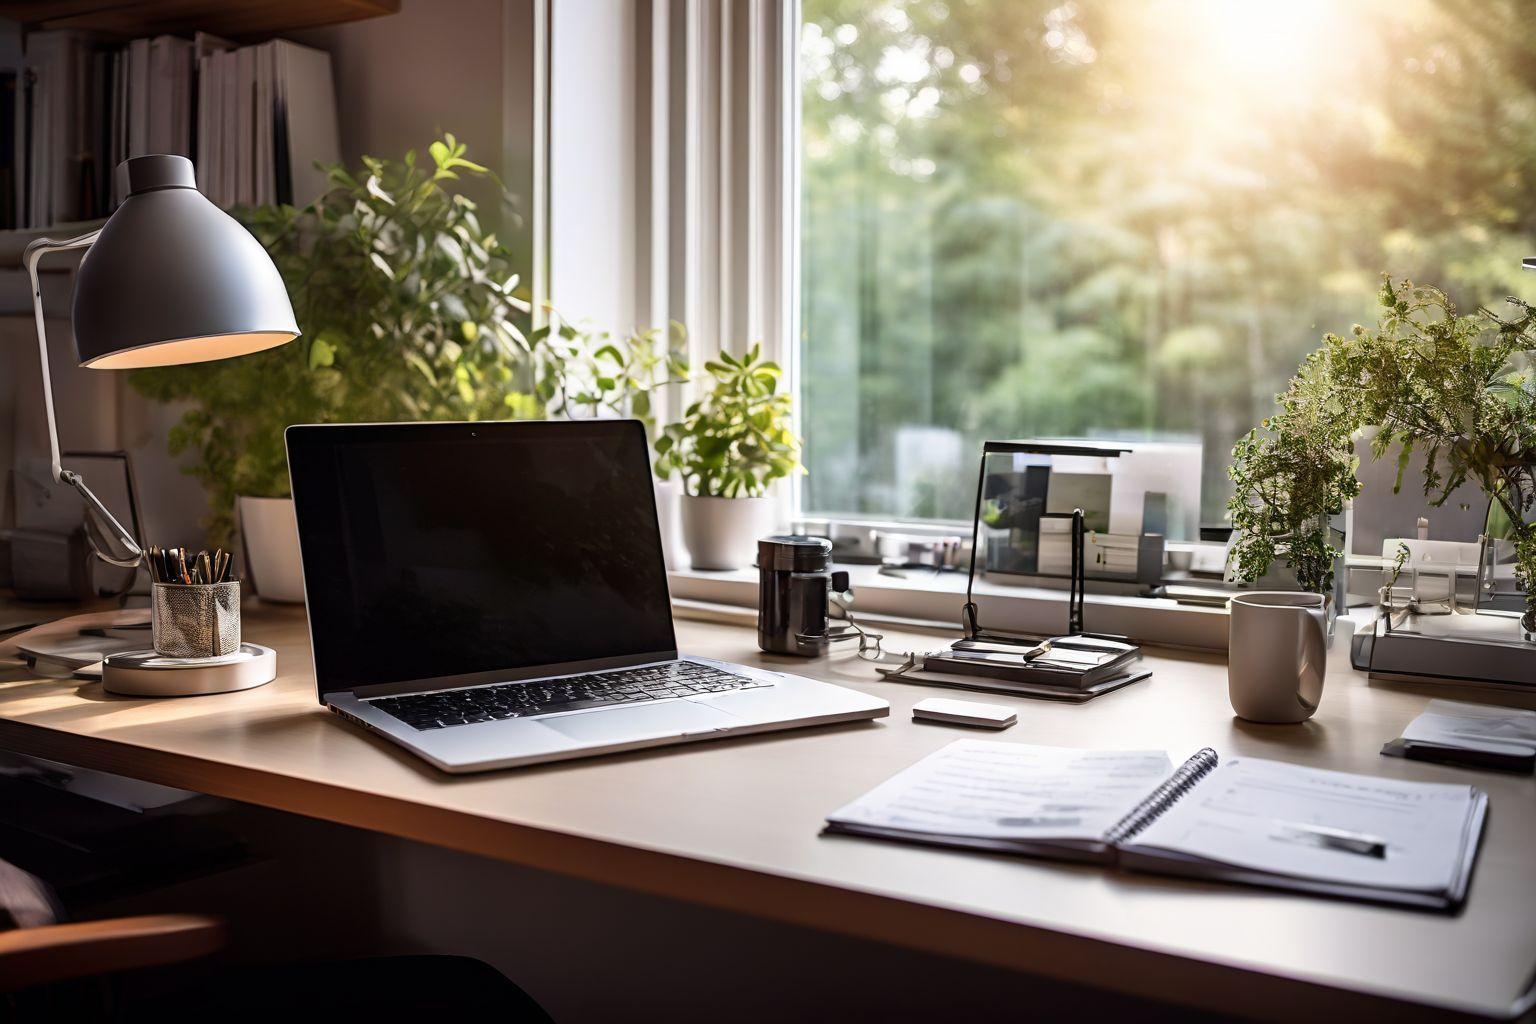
[1,604,1534,1021]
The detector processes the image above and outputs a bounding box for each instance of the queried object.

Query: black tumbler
[757,535,848,656]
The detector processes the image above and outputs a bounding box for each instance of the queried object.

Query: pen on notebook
[1271,821,1387,859]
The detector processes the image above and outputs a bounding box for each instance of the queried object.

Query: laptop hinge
[337,648,683,701]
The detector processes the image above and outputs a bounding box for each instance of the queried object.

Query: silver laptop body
[286,420,887,773]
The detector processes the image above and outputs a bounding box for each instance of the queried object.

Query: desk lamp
[25,154,299,694]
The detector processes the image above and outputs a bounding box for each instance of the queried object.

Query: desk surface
[2,604,1534,1021]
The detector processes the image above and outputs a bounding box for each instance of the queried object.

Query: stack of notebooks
[825,740,1488,912]
[879,635,1148,702]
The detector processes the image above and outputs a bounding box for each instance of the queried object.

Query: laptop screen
[286,420,679,698]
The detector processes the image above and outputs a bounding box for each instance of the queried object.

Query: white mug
[1227,592,1328,723]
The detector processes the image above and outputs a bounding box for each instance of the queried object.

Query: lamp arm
[25,230,144,568]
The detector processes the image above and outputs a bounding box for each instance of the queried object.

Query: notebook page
[1402,700,1536,757]
[827,741,1172,842]
[1126,758,1477,891]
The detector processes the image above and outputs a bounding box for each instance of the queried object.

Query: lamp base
[102,644,276,697]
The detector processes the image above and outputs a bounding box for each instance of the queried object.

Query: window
[798,0,1530,527]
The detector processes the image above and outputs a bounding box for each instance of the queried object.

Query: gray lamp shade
[72,155,300,369]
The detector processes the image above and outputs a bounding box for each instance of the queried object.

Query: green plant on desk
[654,343,803,496]
[131,135,536,544]
[1226,347,1361,597]
[1229,275,1536,635]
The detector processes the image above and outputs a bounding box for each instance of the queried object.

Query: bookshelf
[0,1,399,40]
[0,2,364,265]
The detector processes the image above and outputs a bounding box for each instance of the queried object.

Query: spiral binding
[1103,747,1220,845]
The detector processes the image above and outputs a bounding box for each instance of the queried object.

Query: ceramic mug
[1227,591,1328,723]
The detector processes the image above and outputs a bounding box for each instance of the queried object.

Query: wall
[297,0,540,254]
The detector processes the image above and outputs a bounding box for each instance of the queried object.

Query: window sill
[668,563,1232,652]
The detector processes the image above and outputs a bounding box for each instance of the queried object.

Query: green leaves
[307,337,336,370]
[655,344,804,498]
[1229,274,1536,618]
[536,308,691,456]
[127,134,532,546]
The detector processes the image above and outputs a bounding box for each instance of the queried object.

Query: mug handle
[1293,601,1328,713]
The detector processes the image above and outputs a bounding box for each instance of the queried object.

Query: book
[270,39,339,207]
[825,741,1487,912]
[234,44,254,204]
[1382,699,1536,774]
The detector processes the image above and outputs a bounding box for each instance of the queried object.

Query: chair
[0,913,225,993]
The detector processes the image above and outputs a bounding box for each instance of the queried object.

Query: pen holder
[151,581,242,659]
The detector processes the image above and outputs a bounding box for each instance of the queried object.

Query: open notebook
[824,741,1487,912]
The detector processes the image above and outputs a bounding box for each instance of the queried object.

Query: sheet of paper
[1402,699,1536,757]
[1128,758,1478,891]
[827,740,1172,842]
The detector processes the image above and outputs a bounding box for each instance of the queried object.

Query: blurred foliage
[132,135,535,543]
[655,344,803,497]
[800,0,1536,522]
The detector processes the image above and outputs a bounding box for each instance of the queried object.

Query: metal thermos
[757,535,850,656]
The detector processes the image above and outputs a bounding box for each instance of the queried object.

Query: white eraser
[912,697,1017,729]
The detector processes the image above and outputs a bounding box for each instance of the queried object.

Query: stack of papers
[1383,700,1536,774]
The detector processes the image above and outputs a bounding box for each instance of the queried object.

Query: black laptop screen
[286,421,679,697]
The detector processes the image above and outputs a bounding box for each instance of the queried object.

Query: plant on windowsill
[655,343,803,570]
[130,136,537,599]
[1228,275,1536,642]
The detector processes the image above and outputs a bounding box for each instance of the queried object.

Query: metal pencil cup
[151,581,241,659]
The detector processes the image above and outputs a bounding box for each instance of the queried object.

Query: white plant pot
[238,496,305,604]
[680,495,772,571]
[653,477,685,570]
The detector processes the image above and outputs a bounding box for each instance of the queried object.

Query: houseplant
[132,136,536,598]
[1226,347,1361,602]
[655,343,802,570]
[1229,276,1536,639]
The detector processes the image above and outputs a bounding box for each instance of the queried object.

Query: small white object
[239,496,305,602]
[102,643,277,697]
[912,697,1017,729]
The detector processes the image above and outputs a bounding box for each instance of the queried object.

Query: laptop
[285,420,888,772]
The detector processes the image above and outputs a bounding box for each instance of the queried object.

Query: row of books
[197,38,340,210]
[1,29,339,231]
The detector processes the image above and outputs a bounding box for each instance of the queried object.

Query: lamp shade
[72,155,300,369]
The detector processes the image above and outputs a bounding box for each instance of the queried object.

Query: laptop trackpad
[538,700,737,743]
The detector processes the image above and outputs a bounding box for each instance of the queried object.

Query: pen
[1272,821,1387,858]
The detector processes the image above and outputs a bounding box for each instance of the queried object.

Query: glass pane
[799,0,1532,525]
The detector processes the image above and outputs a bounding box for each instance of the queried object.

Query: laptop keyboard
[368,661,770,731]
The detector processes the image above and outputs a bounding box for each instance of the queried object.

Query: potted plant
[1226,347,1361,607]
[655,344,803,570]
[1329,278,1536,639]
[132,136,536,600]
[1228,276,1536,641]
